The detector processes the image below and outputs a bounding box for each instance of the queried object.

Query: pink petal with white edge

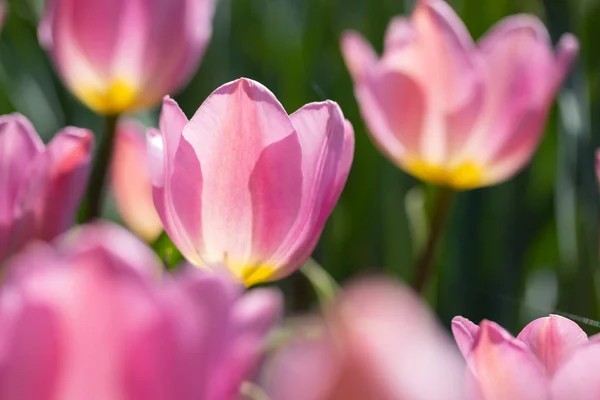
[150,98,200,262]
[181,78,302,271]
[451,316,481,358]
[551,340,600,400]
[466,320,550,400]
[516,314,587,376]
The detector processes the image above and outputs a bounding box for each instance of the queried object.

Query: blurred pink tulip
[0,222,282,400]
[148,78,354,286]
[111,119,163,242]
[0,113,93,264]
[264,278,465,400]
[0,2,6,34]
[341,0,578,190]
[39,0,216,114]
[453,314,600,399]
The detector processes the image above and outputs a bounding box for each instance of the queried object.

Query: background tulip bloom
[39,0,216,114]
[452,314,600,399]
[341,0,578,190]
[111,119,163,242]
[148,78,354,286]
[0,113,93,264]
[263,278,465,400]
[0,222,282,399]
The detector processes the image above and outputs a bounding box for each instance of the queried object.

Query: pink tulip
[39,0,216,114]
[111,119,163,242]
[452,314,600,399]
[264,278,465,400]
[0,2,6,34]
[0,113,93,264]
[148,78,354,286]
[341,0,578,190]
[0,222,282,399]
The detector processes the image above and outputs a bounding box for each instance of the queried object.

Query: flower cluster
[0,0,593,398]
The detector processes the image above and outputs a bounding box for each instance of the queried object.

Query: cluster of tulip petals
[0,0,593,398]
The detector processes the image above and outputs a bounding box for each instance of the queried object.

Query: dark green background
[3,0,599,334]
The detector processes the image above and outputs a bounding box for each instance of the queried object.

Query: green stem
[83,114,120,222]
[412,186,455,293]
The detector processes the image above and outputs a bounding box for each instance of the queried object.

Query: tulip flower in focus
[0,113,93,264]
[39,0,216,114]
[148,78,354,286]
[264,278,465,400]
[111,119,163,242]
[341,0,578,190]
[0,222,282,399]
[453,314,600,399]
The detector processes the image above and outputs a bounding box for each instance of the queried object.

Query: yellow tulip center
[405,158,484,190]
[76,79,138,115]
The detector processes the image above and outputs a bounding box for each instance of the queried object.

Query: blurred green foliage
[3,0,599,333]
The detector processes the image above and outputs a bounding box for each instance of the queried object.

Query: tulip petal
[466,320,549,400]
[31,127,93,242]
[551,340,600,400]
[387,0,478,110]
[335,278,466,400]
[554,33,579,84]
[209,288,283,399]
[59,222,164,277]
[0,300,60,400]
[0,114,44,221]
[357,67,426,161]
[452,316,480,358]
[0,114,44,261]
[111,120,163,242]
[267,101,349,277]
[181,78,302,278]
[516,314,588,375]
[384,17,415,52]
[340,31,378,81]
[152,98,200,262]
[264,324,341,400]
[62,0,122,73]
[471,16,561,181]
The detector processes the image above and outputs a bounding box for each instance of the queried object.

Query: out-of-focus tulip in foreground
[39,0,216,114]
[111,119,163,242]
[148,78,354,286]
[0,113,93,264]
[453,314,600,399]
[342,0,578,190]
[0,222,282,399]
[264,278,465,400]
